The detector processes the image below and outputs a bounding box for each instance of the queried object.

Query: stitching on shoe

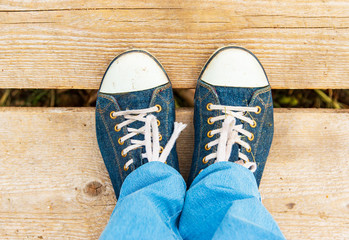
[99,94,119,112]
[252,102,267,158]
[97,101,112,114]
[257,95,266,107]
[264,93,273,108]
[152,83,171,96]
[251,86,271,104]
[250,149,256,164]
[198,81,218,101]
[150,83,171,105]
[150,84,171,156]
[99,109,124,178]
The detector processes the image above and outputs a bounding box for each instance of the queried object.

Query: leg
[179,162,285,240]
[95,50,187,239]
[184,46,285,239]
[100,162,186,240]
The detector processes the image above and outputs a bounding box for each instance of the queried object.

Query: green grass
[0,89,348,109]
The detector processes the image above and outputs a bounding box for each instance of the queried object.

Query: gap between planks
[0,107,348,239]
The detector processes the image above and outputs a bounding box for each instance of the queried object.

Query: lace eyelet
[110,111,117,119]
[157,120,161,126]
[246,147,252,153]
[118,137,124,145]
[155,104,162,112]
[206,103,213,111]
[114,124,120,132]
[202,157,208,164]
[123,165,129,171]
[250,120,257,128]
[207,131,213,138]
[159,146,164,153]
[159,134,162,141]
[256,106,261,114]
[207,117,214,125]
[121,150,127,157]
[205,143,211,151]
[248,133,254,141]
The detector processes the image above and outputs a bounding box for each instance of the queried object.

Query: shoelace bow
[204,104,260,172]
[111,106,187,170]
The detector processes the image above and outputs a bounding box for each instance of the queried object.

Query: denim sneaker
[95,50,186,199]
[187,46,274,187]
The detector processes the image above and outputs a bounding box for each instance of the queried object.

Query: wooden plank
[1,0,349,89]
[0,107,348,239]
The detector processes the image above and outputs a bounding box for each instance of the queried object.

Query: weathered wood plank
[1,0,348,89]
[1,0,348,16]
[0,108,348,239]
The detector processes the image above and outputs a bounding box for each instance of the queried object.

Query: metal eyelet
[159,146,164,153]
[118,137,124,145]
[114,124,120,132]
[250,120,257,128]
[206,103,213,111]
[110,111,117,119]
[256,106,261,114]
[155,104,162,112]
[207,117,214,125]
[207,131,213,138]
[202,157,208,164]
[123,165,129,171]
[246,147,252,153]
[205,143,211,151]
[121,150,127,157]
[248,133,254,141]
[159,134,162,141]
[157,120,160,126]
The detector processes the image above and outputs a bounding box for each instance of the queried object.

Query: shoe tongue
[229,144,240,163]
[111,88,156,166]
[214,86,257,163]
[215,86,256,107]
[111,87,154,111]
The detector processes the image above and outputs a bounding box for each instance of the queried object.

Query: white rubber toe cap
[201,47,269,88]
[100,51,169,94]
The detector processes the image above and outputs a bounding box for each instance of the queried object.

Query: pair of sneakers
[95,46,274,199]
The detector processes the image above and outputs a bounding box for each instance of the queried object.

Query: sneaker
[187,46,274,187]
[95,50,186,198]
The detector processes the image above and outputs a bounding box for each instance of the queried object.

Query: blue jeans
[99,162,285,240]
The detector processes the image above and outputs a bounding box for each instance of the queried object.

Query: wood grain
[1,0,349,89]
[0,107,348,239]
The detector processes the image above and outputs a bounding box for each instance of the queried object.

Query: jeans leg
[100,162,186,240]
[179,162,285,240]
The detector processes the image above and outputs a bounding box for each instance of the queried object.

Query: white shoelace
[204,103,261,172]
[111,106,187,170]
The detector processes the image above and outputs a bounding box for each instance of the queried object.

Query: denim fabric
[99,162,186,240]
[99,161,285,240]
[187,79,274,187]
[179,161,285,240]
[95,83,178,199]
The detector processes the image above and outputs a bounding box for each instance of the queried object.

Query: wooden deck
[1,0,349,89]
[1,1,349,239]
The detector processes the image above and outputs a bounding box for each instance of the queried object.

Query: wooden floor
[1,0,349,89]
[1,1,349,239]
[0,108,348,239]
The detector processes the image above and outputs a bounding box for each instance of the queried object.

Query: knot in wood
[84,181,103,197]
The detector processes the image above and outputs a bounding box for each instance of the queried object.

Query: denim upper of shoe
[187,79,274,187]
[96,83,178,198]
